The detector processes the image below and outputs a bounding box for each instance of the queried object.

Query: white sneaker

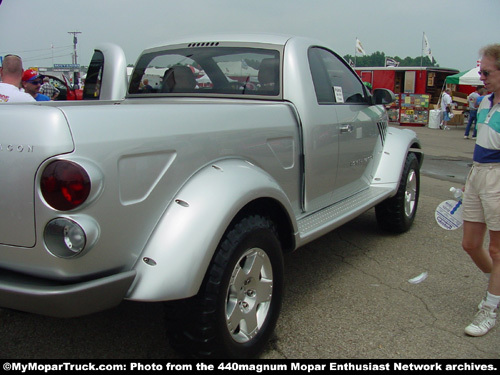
[464,303,497,337]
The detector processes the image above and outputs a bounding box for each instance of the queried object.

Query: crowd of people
[1,45,500,339]
[0,55,59,103]
[439,86,488,134]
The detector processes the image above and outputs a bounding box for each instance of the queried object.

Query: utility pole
[68,31,81,65]
[68,31,82,89]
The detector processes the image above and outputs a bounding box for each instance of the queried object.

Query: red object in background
[457,85,476,96]
[66,87,83,100]
[355,67,458,96]
[61,74,83,100]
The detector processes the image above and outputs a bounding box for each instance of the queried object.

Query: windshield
[128,46,281,97]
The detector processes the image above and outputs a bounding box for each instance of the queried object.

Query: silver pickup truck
[0,34,422,358]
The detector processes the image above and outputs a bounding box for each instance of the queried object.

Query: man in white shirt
[0,55,36,103]
[440,88,453,130]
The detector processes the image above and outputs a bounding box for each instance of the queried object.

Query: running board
[297,186,394,246]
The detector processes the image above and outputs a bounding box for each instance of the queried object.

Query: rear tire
[165,215,284,358]
[375,153,420,233]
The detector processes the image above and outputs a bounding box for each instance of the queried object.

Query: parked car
[0,34,422,358]
[44,74,83,100]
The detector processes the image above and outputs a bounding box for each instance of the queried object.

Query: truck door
[308,47,379,204]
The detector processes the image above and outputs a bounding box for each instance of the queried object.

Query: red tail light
[41,161,91,211]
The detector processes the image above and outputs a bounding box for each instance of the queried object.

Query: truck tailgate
[0,105,74,247]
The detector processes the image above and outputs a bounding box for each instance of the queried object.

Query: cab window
[128,47,280,97]
[308,47,367,104]
[83,50,104,100]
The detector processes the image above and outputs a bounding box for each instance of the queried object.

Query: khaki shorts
[463,162,500,231]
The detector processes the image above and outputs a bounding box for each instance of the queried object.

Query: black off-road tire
[375,153,420,233]
[165,215,284,358]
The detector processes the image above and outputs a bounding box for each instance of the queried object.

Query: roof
[445,67,482,86]
[355,66,459,74]
[144,33,295,51]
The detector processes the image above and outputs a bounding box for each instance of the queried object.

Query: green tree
[343,51,438,67]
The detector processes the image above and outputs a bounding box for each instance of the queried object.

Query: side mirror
[373,88,396,105]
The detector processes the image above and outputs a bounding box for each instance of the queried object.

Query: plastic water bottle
[449,187,463,214]
[450,187,463,199]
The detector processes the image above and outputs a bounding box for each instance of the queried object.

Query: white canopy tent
[445,67,482,86]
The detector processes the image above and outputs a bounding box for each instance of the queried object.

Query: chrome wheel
[225,248,273,343]
[404,169,418,217]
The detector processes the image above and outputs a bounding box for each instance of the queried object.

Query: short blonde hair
[480,44,500,70]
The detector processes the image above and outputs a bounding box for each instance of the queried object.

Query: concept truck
[0,34,422,358]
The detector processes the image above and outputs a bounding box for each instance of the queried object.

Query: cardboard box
[448,111,464,125]
[453,96,467,104]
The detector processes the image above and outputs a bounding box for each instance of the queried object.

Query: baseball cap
[22,69,43,82]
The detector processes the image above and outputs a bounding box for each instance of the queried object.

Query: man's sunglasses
[28,80,43,85]
[478,69,497,78]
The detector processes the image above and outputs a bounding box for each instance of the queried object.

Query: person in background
[0,54,35,103]
[440,88,453,130]
[22,69,50,101]
[464,87,481,139]
[476,87,488,109]
[40,77,60,100]
[461,43,500,337]
[141,79,153,93]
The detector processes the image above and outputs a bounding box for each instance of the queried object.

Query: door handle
[340,124,353,133]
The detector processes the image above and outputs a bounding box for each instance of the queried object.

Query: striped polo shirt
[473,94,500,163]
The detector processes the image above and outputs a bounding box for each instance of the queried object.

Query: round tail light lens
[41,161,91,211]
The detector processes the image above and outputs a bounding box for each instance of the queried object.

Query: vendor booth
[446,67,482,96]
[446,67,481,86]
[444,67,484,126]
[357,67,458,125]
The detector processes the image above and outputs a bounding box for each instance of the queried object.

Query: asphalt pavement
[1,123,499,359]
[415,122,475,184]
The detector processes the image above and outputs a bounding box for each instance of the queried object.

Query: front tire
[165,215,284,358]
[375,153,420,233]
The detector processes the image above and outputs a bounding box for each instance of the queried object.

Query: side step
[297,186,394,246]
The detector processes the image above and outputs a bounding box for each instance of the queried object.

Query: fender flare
[372,127,422,189]
[126,159,296,301]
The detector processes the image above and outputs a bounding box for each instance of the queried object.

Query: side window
[308,47,367,104]
[308,48,335,103]
[83,50,104,100]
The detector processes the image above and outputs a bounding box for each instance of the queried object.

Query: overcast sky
[1,0,499,72]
